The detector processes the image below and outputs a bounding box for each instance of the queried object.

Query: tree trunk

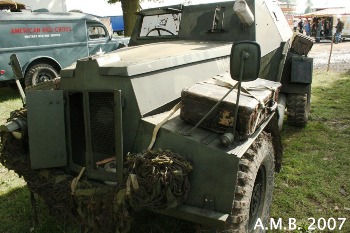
[121,0,139,36]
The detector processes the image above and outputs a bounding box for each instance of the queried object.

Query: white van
[0,12,127,86]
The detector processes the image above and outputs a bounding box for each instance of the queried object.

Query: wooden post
[327,35,334,71]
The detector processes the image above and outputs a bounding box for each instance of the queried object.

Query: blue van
[0,12,127,86]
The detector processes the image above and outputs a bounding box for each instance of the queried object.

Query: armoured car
[0,0,313,232]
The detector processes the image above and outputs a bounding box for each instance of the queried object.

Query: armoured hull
[0,0,294,231]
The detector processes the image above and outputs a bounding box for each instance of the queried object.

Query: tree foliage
[305,0,312,5]
[107,0,191,36]
[107,0,140,36]
[108,0,321,36]
[304,0,312,14]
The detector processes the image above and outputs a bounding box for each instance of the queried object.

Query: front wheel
[230,132,275,232]
[25,64,58,87]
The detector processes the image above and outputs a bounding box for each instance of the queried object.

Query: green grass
[0,88,79,233]
[0,87,22,123]
[0,88,29,232]
[271,70,350,232]
[0,70,350,232]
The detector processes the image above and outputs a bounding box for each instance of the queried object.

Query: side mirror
[220,41,261,146]
[230,41,261,82]
[10,54,24,79]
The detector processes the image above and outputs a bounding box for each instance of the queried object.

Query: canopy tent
[0,0,26,10]
[294,7,350,40]
[295,8,350,18]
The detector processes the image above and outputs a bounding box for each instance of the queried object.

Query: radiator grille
[89,92,115,155]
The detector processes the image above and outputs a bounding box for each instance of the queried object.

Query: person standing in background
[293,19,298,32]
[304,19,311,36]
[316,19,322,42]
[311,17,317,37]
[335,18,344,43]
[323,19,330,37]
[298,19,304,34]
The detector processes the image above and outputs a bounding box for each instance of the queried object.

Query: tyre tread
[286,93,308,127]
[24,64,58,87]
[228,132,275,233]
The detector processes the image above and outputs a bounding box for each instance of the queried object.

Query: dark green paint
[26,90,67,169]
[10,0,295,229]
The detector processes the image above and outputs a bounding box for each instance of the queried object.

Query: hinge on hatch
[208,7,227,33]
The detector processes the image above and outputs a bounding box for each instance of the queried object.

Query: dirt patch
[309,40,350,71]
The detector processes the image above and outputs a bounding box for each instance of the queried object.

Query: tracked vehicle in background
[0,0,314,232]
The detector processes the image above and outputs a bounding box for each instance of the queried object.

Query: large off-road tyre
[25,64,58,87]
[229,132,275,233]
[286,93,309,127]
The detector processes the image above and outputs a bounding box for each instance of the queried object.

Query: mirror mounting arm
[220,41,260,147]
[231,50,249,141]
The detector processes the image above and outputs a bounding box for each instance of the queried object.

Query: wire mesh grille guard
[89,92,115,155]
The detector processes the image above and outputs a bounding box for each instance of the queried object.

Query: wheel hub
[37,72,52,83]
[250,183,262,217]
[248,166,266,231]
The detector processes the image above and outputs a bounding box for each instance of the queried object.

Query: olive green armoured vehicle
[0,0,313,232]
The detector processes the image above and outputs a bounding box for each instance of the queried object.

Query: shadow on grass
[108,209,198,233]
[0,186,32,233]
[0,185,80,233]
[0,184,197,233]
[0,87,21,102]
[130,211,198,233]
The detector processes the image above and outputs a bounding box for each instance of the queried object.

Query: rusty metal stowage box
[181,74,281,139]
[289,34,315,56]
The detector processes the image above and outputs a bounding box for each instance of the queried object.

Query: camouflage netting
[125,150,192,211]
[0,109,192,233]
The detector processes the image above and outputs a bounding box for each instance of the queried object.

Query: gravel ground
[309,40,350,71]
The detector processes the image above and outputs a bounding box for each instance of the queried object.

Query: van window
[88,26,107,39]
[140,13,181,37]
